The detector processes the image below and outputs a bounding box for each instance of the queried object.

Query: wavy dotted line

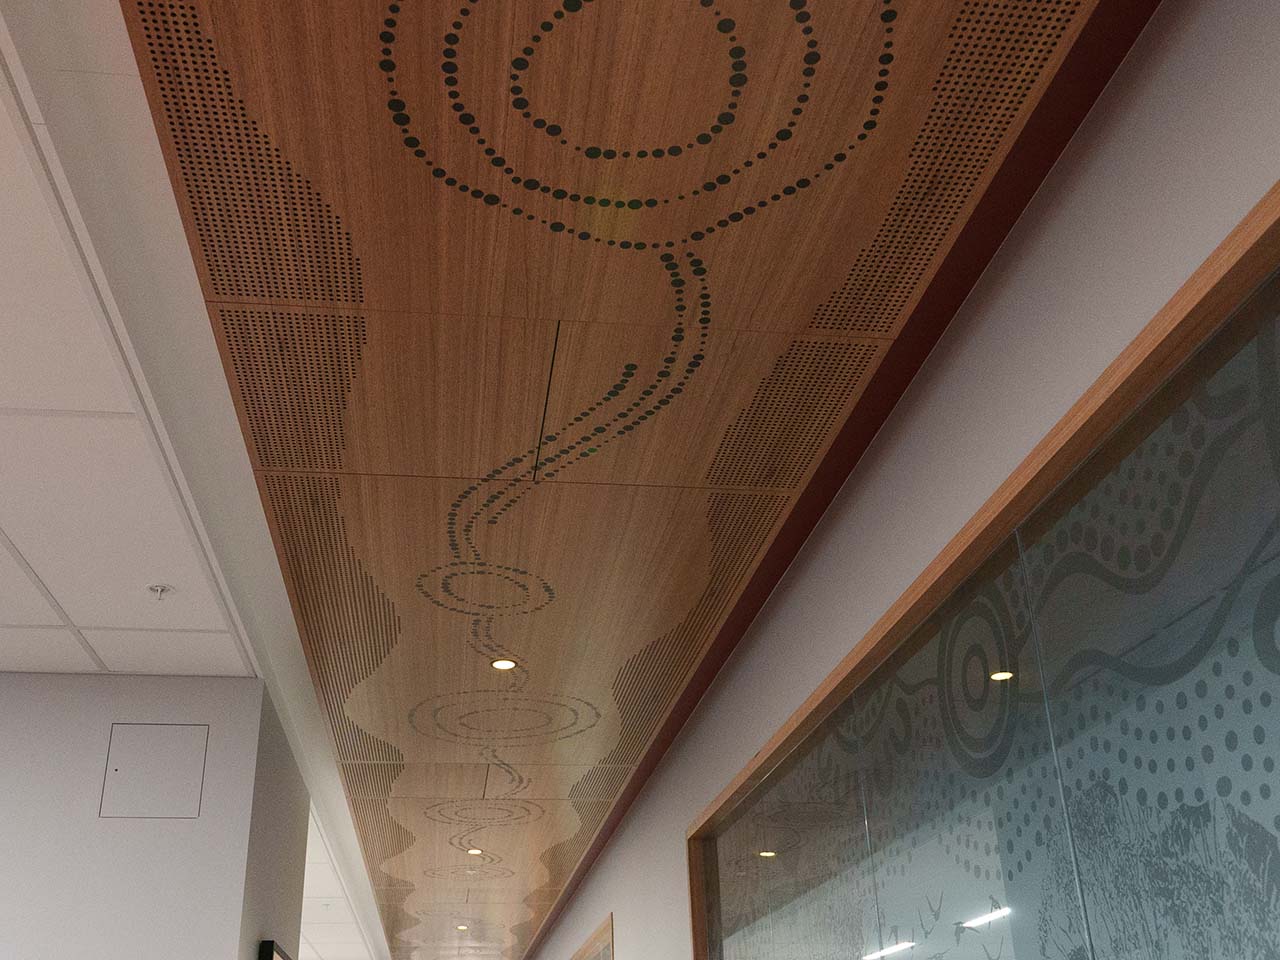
[444,252,710,544]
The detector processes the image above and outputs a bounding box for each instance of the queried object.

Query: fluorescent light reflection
[963,906,1013,927]
[862,942,915,959]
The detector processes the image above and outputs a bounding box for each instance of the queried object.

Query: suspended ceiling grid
[117,1,1144,957]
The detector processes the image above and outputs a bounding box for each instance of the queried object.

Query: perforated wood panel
[221,310,367,469]
[707,340,883,488]
[135,2,362,303]
[810,0,1083,334]
[117,1,1143,957]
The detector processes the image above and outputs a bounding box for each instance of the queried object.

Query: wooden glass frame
[570,914,615,960]
[684,182,1280,959]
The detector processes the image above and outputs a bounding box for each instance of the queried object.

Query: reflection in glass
[699,273,1280,959]
[857,543,1088,960]
[1019,274,1280,958]
[707,695,880,959]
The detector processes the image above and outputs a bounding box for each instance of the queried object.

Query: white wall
[533,1,1280,957]
[240,692,311,960]
[0,673,263,960]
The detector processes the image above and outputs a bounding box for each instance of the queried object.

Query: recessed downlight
[467,848,484,856]
[962,906,1012,927]
[491,658,517,671]
[758,850,777,858]
[456,925,468,931]
[990,670,1014,682]
[862,943,915,960]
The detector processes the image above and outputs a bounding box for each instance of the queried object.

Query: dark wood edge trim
[568,914,615,960]
[524,3,1164,958]
[686,179,1280,842]
[258,941,295,960]
[687,835,714,960]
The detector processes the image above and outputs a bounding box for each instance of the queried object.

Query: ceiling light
[758,850,776,858]
[457,925,468,931]
[467,848,484,855]
[963,906,1012,927]
[862,943,915,960]
[491,658,517,671]
[990,670,1014,681]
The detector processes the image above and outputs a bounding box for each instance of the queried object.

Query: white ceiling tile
[30,71,209,326]
[303,899,356,926]
[297,944,321,960]
[0,96,133,413]
[82,628,247,676]
[0,626,98,672]
[0,543,60,625]
[302,923,364,944]
[303,860,346,899]
[0,0,139,79]
[315,945,371,960]
[0,414,225,630]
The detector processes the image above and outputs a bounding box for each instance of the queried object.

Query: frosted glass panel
[857,544,1084,960]
[699,270,1280,960]
[1019,273,1280,958]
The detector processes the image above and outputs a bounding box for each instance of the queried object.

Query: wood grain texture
[569,914,614,960]
[688,183,1280,850]
[115,1,1157,958]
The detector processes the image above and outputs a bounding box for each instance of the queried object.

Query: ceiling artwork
[117,0,1141,957]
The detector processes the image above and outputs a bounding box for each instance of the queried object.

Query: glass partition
[1019,273,1280,957]
[700,268,1280,960]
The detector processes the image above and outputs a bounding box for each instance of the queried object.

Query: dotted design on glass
[706,339,881,488]
[1021,398,1236,596]
[809,0,1082,335]
[135,2,363,303]
[705,285,1280,960]
[219,310,366,470]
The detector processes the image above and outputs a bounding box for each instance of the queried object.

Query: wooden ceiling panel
[217,308,554,476]
[119,0,1158,956]
[538,321,887,487]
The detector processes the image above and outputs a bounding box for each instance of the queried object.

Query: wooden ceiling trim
[118,2,1163,958]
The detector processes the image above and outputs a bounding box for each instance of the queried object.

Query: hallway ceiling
[0,45,252,679]
[114,1,1154,957]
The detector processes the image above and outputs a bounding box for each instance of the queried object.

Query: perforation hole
[810,0,1083,335]
[707,340,882,488]
[220,309,366,470]
[136,2,363,303]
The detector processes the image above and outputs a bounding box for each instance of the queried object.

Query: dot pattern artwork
[117,2,1122,958]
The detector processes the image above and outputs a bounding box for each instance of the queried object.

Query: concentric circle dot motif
[377,0,899,248]
[409,690,602,746]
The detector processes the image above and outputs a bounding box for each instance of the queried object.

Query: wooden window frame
[684,182,1280,960]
